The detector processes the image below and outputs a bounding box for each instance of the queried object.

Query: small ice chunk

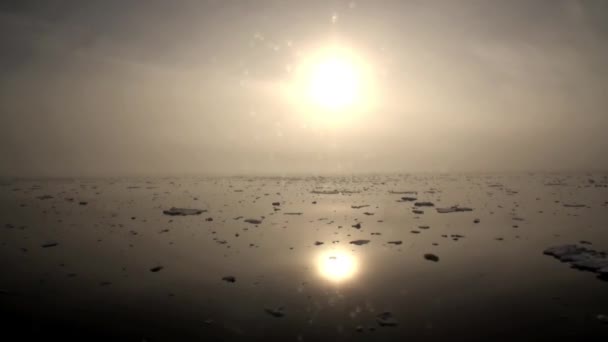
[436,206,473,213]
[398,197,417,202]
[571,257,608,271]
[544,244,608,278]
[222,276,236,283]
[163,207,205,216]
[376,312,398,326]
[311,190,339,195]
[351,205,370,209]
[563,203,586,208]
[424,253,439,262]
[265,307,285,317]
[543,245,586,260]
[150,266,164,272]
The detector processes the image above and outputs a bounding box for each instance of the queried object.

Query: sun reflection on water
[316,249,359,283]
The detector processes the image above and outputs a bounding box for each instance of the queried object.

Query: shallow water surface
[1,173,608,340]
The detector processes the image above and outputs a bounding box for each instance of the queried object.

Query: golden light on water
[316,249,359,283]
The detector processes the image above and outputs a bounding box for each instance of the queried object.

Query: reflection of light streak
[316,249,359,282]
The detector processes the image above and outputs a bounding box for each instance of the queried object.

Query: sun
[290,45,373,115]
[308,56,360,110]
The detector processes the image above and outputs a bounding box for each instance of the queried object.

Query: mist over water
[1,0,608,177]
[1,1,608,341]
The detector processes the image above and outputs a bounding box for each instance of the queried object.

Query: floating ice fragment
[563,203,586,208]
[222,276,236,283]
[436,206,473,213]
[424,253,439,262]
[163,207,205,216]
[351,205,370,209]
[265,306,285,317]
[311,190,339,195]
[150,266,163,272]
[398,197,417,202]
[376,312,398,326]
[544,244,608,280]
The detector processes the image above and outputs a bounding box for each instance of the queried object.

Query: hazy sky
[1,0,607,177]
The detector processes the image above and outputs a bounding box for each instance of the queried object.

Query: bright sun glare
[308,57,360,110]
[290,45,373,117]
[316,250,359,283]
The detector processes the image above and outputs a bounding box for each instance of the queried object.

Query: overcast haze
[1,0,607,177]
